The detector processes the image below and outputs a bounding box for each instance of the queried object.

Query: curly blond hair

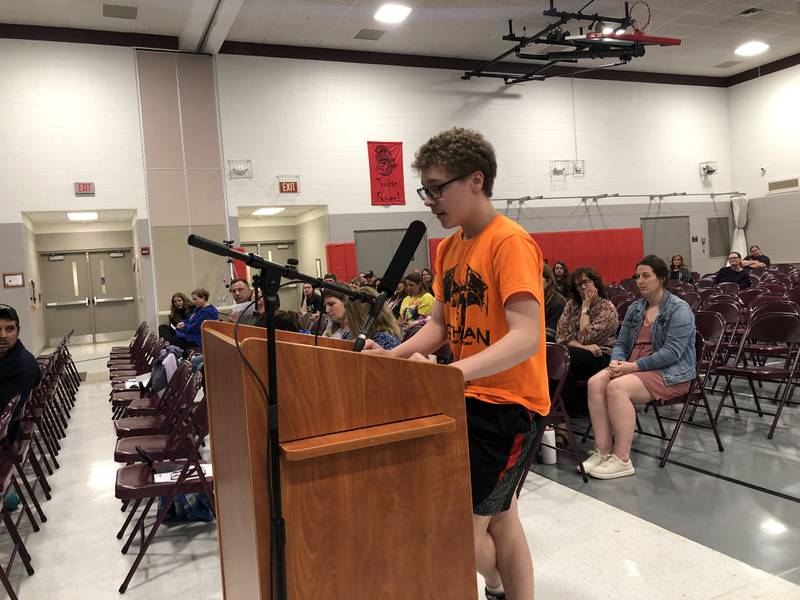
[411,127,497,196]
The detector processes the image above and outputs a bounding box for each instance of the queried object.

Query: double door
[240,241,299,311]
[40,250,138,346]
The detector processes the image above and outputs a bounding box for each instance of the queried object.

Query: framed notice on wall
[3,273,24,288]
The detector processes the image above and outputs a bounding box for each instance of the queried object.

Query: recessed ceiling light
[735,41,769,57]
[602,26,615,35]
[760,519,787,535]
[374,4,412,24]
[252,207,285,217]
[67,212,98,221]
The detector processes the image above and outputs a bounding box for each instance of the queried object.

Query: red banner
[368,141,405,206]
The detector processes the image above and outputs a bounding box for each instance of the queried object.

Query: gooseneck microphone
[352,220,427,352]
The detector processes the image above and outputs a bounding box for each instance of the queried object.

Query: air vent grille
[735,8,765,18]
[714,60,743,69]
[767,177,800,193]
[354,29,387,41]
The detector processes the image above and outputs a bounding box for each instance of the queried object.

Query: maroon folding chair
[713,312,800,438]
[647,332,724,467]
[737,287,764,307]
[696,279,716,289]
[115,398,214,593]
[114,366,198,438]
[679,291,700,311]
[516,343,588,496]
[616,298,634,323]
[610,292,633,306]
[698,288,720,303]
[716,282,741,295]
[111,322,149,357]
[758,282,788,294]
[789,287,800,307]
[0,399,41,600]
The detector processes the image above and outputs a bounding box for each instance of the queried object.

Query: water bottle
[541,427,557,465]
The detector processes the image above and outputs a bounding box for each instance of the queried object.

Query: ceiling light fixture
[374,4,412,24]
[735,41,769,57]
[67,212,98,222]
[252,207,285,217]
[602,25,615,35]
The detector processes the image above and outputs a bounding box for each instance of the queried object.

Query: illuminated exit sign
[74,182,95,196]
[279,181,299,194]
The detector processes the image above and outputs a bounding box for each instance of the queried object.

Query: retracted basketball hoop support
[462,0,679,85]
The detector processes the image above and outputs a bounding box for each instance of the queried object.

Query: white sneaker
[579,449,609,473]
[588,454,635,479]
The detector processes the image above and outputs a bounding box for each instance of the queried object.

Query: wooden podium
[201,321,476,599]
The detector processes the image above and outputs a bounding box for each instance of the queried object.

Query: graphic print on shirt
[443,265,490,346]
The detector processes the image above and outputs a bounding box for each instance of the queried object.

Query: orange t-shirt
[433,214,550,416]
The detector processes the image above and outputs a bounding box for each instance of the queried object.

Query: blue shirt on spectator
[176,304,219,347]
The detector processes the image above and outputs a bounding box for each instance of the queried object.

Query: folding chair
[115,398,214,593]
[713,312,800,438]
[516,343,588,496]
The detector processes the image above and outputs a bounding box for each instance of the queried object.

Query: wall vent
[714,60,742,69]
[735,8,765,18]
[354,29,387,41]
[767,177,800,194]
[102,4,138,19]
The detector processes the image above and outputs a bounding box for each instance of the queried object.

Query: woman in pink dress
[582,255,697,479]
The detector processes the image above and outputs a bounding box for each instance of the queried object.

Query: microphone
[352,220,427,352]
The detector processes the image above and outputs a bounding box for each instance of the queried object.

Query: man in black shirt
[713,252,752,289]
[742,245,770,269]
[0,305,41,440]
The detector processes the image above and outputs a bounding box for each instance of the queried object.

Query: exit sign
[74,182,95,196]
[279,181,299,194]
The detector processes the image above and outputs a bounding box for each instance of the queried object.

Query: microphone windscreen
[377,220,427,295]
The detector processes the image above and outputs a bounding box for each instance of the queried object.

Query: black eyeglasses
[416,174,465,201]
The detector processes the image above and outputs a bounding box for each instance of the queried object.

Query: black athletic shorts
[466,396,543,516]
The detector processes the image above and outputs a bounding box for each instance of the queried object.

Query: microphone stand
[187,234,373,600]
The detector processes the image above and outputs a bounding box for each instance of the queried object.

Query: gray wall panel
[745,192,800,264]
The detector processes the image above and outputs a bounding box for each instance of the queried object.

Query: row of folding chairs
[106,328,215,593]
[0,332,81,599]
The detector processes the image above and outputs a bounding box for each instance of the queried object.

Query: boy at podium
[366,128,548,600]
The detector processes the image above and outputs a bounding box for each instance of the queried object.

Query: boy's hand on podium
[362,339,389,355]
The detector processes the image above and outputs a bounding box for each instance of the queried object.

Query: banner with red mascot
[368,141,405,206]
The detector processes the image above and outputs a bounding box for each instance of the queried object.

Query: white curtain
[731,195,749,259]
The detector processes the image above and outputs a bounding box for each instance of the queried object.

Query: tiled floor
[4,354,800,599]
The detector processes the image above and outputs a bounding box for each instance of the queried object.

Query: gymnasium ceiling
[2,0,800,77]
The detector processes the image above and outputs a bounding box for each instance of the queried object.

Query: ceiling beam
[179,0,244,54]
[201,0,245,55]
[179,0,218,52]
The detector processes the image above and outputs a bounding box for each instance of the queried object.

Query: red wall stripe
[427,227,643,284]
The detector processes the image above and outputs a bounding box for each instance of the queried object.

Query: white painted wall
[0,39,146,224]
[729,63,800,198]
[215,55,734,214]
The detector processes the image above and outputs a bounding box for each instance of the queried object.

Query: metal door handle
[45,298,90,308]
[94,296,134,304]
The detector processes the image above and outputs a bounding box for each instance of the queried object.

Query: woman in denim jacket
[582,255,696,479]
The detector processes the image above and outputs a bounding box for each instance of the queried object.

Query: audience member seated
[158,292,194,341]
[322,287,402,349]
[399,272,434,329]
[274,310,307,333]
[742,244,770,269]
[542,264,565,342]
[713,252,752,289]
[555,267,618,417]
[0,304,41,442]
[362,271,378,288]
[323,273,338,283]
[173,288,219,351]
[299,283,324,317]
[669,254,693,283]
[228,278,259,325]
[387,280,408,320]
[421,267,434,290]
[553,261,570,296]
[584,255,696,480]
